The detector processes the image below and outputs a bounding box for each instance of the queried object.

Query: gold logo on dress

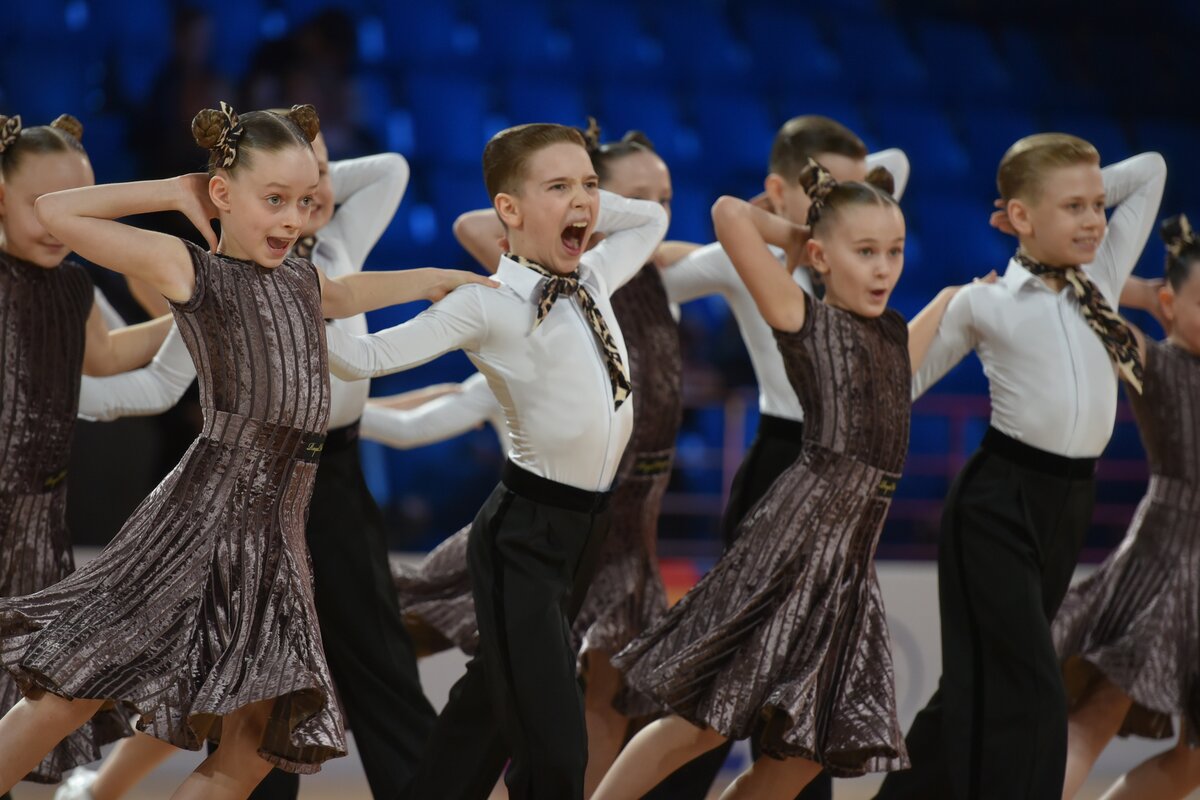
[305,441,324,457]
[43,469,68,489]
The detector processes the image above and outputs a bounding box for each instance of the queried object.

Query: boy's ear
[1007,198,1035,237]
[209,175,232,213]
[764,174,786,213]
[1159,284,1176,325]
[494,192,521,230]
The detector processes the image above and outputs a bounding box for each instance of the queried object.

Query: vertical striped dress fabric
[0,252,129,783]
[1053,338,1200,744]
[570,264,681,716]
[0,242,345,773]
[612,296,913,777]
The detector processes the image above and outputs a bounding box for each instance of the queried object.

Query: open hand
[427,269,500,302]
[990,199,1016,237]
[783,223,812,271]
[748,191,775,213]
[175,174,220,252]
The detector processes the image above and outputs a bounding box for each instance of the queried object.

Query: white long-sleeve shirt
[326,190,669,492]
[661,148,910,421]
[913,152,1167,457]
[359,372,509,451]
[77,153,412,424]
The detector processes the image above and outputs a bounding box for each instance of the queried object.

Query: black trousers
[647,415,832,800]
[402,461,611,800]
[242,421,437,799]
[875,428,1095,800]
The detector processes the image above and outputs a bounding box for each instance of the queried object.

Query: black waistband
[757,413,806,444]
[981,427,1096,480]
[324,421,361,452]
[500,461,611,514]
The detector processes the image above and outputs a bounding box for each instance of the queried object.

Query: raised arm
[324,285,488,381]
[911,283,980,399]
[581,190,669,291]
[319,267,498,320]
[320,153,411,277]
[1090,152,1167,294]
[867,148,911,201]
[360,373,506,450]
[453,209,506,274]
[35,175,219,303]
[78,324,196,421]
[82,307,174,376]
[711,195,809,332]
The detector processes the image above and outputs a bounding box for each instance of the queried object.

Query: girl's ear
[807,238,829,276]
[1159,283,1176,325]
[494,192,521,230]
[209,174,232,213]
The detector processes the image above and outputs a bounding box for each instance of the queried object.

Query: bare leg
[591,714,727,800]
[1099,725,1200,800]
[90,731,179,800]
[1063,675,1132,799]
[168,699,275,800]
[583,652,629,799]
[718,755,822,800]
[0,691,104,792]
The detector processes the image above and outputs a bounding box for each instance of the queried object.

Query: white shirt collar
[495,253,595,302]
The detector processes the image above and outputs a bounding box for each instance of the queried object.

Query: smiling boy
[324,123,668,800]
[875,136,1166,800]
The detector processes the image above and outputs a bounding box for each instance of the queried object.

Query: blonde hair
[997,133,1099,202]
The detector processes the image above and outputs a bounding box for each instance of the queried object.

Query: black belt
[324,420,361,452]
[500,461,611,514]
[982,427,1096,480]
[200,410,327,464]
[757,413,806,444]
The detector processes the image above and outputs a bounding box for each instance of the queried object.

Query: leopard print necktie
[506,252,632,410]
[1015,251,1144,394]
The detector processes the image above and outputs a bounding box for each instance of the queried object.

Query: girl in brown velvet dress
[1053,214,1200,800]
[592,162,977,800]
[0,103,492,800]
[0,113,174,786]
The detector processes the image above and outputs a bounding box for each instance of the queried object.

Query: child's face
[601,150,672,223]
[772,152,867,226]
[302,133,335,236]
[0,151,94,268]
[211,145,320,267]
[808,201,905,318]
[1011,162,1106,266]
[1163,265,1200,355]
[498,142,600,275]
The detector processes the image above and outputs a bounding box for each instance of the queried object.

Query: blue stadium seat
[913,20,1012,103]
[740,7,845,94]
[908,190,1014,286]
[1046,112,1132,162]
[997,28,1064,108]
[562,3,665,80]
[599,84,697,169]
[473,0,578,79]
[381,3,480,68]
[874,103,971,183]
[503,78,587,128]
[958,107,1040,186]
[668,177,716,248]
[647,2,752,86]
[1,43,93,123]
[405,72,491,166]
[832,17,928,100]
[692,91,775,176]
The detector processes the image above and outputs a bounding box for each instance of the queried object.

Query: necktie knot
[1013,250,1144,394]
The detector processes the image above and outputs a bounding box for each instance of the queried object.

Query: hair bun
[865,165,895,196]
[620,129,654,151]
[50,114,83,141]
[1160,213,1196,257]
[798,157,838,225]
[192,107,229,151]
[581,116,602,152]
[0,114,22,153]
[286,104,321,142]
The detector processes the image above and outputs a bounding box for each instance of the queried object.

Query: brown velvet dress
[0,243,345,773]
[395,266,681,712]
[1053,338,1200,744]
[0,252,128,782]
[613,297,912,776]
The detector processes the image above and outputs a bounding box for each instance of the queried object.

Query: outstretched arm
[582,190,670,291]
[318,268,498,319]
[35,175,219,303]
[78,324,196,421]
[361,373,506,450]
[908,272,997,374]
[711,195,809,332]
[911,284,980,399]
[82,306,174,376]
